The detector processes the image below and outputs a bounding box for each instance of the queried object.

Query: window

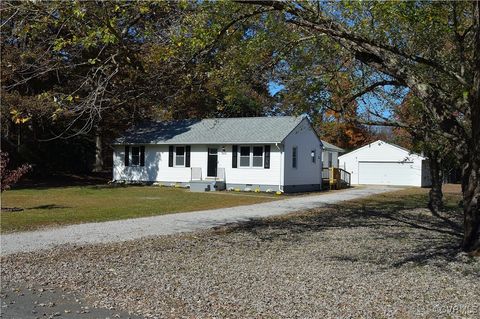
[175,146,185,166]
[252,146,263,167]
[238,146,264,168]
[328,152,333,167]
[125,146,145,167]
[240,146,250,167]
[292,147,297,168]
[131,146,140,166]
[311,150,316,163]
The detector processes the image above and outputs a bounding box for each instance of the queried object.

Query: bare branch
[346,80,403,104]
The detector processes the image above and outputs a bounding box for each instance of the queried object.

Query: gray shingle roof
[114,116,307,145]
[320,140,345,152]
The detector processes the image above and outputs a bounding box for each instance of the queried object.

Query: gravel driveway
[1,185,396,255]
[1,189,479,318]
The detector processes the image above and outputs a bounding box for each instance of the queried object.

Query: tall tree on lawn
[1,1,274,173]
[239,0,480,252]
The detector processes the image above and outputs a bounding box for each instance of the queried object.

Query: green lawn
[0,186,279,233]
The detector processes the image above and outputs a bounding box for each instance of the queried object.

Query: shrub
[0,151,31,192]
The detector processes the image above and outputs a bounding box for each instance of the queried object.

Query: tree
[1,1,178,172]
[238,1,480,252]
[1,1,275,174]
[272,58,376,150]
[314,109,374,151]
[393,94,461,215]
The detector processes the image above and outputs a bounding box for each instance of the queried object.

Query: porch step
[189,180,226,192]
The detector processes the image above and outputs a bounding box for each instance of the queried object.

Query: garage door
[358,161,416,186]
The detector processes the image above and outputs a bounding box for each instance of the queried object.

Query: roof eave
[112,141,285,145]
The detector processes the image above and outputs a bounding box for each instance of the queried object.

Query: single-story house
[338,140,431,187]
[321,140,345,168]
[113,116,325,192]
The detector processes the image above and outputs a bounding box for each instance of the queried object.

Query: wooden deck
[322,167,351,190]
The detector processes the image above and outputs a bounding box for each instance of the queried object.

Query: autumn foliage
[315,74,375,150]
[0,152,31,192]
[315,109,374,151]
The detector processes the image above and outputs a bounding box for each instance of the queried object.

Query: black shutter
[124,146,130,166]
[185,145,191,167]
[232,145,238,168]
[168,145,174,167]
[140,146,145,166]
[264,145,270,169]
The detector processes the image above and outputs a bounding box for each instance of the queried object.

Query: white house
[321,140,345,168]
[338,140,431,187]
[113,116,324,193]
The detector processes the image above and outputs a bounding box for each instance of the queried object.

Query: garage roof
[338,140,425,159]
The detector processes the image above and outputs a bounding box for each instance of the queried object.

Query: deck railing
[322,167,330,180]
[322,167,351,189]
[339,168,351,186]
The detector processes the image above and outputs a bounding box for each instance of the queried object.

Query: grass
[343,187,462,211]
[0,185,279,233]
[251,186,463,227]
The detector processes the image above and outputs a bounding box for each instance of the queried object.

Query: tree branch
[346,80,403,104]
[238,0,468,86]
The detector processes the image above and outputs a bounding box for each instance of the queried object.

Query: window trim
[311,149,316,164]
[292,146,298,169]
[252,146,264,168]
[125,145,145,167]
[238,145,264,168]
[174,146,186,167]
[239,145,251,168]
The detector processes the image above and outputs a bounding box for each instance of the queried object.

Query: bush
[0,151,31,192]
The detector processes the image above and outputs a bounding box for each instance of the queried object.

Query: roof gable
[114,116,307,145]
[338,140,425,159]
[320,140,345,152]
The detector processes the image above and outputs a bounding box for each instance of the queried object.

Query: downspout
[320,143,324,190]
[275,143,284,193]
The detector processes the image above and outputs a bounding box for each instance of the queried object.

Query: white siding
[322,150,339,168]
[338,140,429,187]
[113,144,282,187]
[283,118,323,186]
[219,144,282,187]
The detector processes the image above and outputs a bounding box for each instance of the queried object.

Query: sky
[268,82,284,96]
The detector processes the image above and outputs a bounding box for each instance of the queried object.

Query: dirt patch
[443,183,462,194]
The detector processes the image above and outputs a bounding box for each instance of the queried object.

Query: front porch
[189,167,226,192]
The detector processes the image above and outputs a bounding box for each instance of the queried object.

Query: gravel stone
[1,186,396,255]
[2,203,479,318]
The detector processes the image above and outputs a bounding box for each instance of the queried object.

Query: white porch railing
[190,167,225,181]
[191,167,202,181]
[216,167,225,181]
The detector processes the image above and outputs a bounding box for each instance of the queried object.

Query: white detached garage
[338,140,431,187]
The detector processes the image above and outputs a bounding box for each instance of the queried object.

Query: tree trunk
[92,126,103,172]
[461,0,480,254]
[461,156,480,253]
[428,151,443,215]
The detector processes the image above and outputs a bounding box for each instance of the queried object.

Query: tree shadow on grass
[218,196,469,269]
[29,204,71,210]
